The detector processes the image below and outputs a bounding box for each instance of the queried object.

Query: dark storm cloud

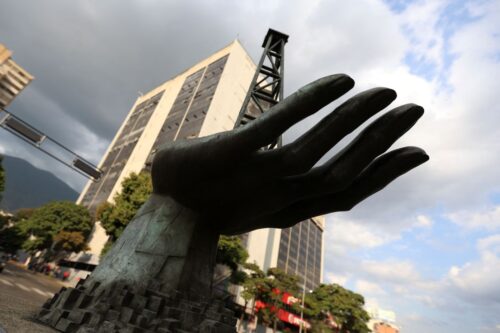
[0,1,257,142]
[0,0,271,188]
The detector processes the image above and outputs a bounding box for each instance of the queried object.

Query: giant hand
[39,75,429,332]
[152,74,428,234]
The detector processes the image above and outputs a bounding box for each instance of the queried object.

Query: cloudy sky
[1,0,499,332]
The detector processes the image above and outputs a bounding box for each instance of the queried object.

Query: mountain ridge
[0,154,78,212]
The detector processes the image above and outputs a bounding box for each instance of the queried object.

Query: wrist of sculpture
[88,193,220,300]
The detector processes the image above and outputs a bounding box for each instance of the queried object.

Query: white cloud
[364,297,380,309]
[325,272,349,286]
[447,235,500,305]
[361,259,420,284]
[414,215,433,228]
[326,216,400,254]
[397,0,448,71]
[320,0,500,235]
[355,279,386,295]
[317,1,500,331]
[447,257,500,304]
[478,234,500,254]
[447,206,500,230]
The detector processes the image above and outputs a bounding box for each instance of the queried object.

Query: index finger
[229,74,355,152]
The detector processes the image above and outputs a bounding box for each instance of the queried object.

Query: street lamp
[299,284,312,333]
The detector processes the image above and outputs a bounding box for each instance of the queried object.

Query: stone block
[97,320,116,333]
[75,327,95,333]
[137,314,150,328]
[88,313,103,328]
[159,318,180,330]
[55,317,80,333]
[42,308,63,326]
[95,300,111,312]
[147,295,164,312]
[125,323,147,333]
[160,307,181,318]
[105,309,121,322]
[74,293,93,309]
[147,280,162,291]
[141,309,156,324]
[120,306,136,323]
[156,328,171,333]
[60,289,83,309]
[131,295,148,311]
[67,310,86,324]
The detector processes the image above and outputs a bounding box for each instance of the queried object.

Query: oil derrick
[234,28,288,149]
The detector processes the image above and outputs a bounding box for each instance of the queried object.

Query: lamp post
[299,283,312,333]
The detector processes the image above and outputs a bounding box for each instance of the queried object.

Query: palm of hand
[151,74,428,235]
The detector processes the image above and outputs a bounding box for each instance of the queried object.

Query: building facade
[244,216,324,292]
[277,216,324,290]
[0,44,34,108]
[74,39,324,291]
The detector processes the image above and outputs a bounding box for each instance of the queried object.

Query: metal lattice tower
[234,28,288,148]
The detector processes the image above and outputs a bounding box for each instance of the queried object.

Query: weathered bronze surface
[39,74,428,332]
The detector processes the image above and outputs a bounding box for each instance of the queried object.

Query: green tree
[13,207,35,221]
[307,283,370,333]
[238,262,266,332]
[0,208,34,254]
[242,267,301,333]
[97,171,152,242]
[240,262,266,304]
[216,235,249,284]
[0,155,5,203]
[0,213,28,254]
[0,213,8,230]
[18,201,92,254]
[53,230,89,252]
[0,225,27,253]
[263,268,301,333]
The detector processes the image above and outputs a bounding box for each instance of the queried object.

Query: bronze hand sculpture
[39,74,428,333]
[152,74,428,234]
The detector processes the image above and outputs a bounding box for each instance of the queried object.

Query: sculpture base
[38,278,237,333]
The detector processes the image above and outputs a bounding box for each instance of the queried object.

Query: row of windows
[5,60,31,80]
[169,69,204,116]
[277,219,323,290]
[80,91,164,209]
[82,53,228,208]
[147,69,205,153]
[147,55,228,158]
[174,56,227,140]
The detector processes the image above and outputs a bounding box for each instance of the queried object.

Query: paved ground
[0,262,61,333]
